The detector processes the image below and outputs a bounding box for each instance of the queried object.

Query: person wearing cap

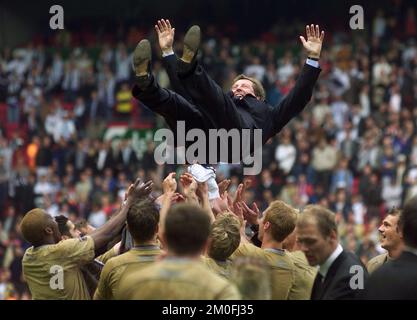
[130,19,323,164]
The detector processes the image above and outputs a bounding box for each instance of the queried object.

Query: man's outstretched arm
[89,179,153,254]
[270,24,324,137]
[155,19,192,101]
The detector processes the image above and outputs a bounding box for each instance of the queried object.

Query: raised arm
[155,18,192,100]
[196,181,215,223]
[159,172,177,237]
[270,24,324,137]
[89,179,153,253]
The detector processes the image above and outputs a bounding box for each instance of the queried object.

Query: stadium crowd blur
[1,3,417,299]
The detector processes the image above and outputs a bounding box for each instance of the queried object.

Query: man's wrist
[162,48,174,57]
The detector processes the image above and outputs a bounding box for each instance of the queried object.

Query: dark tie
[312,273,324,300]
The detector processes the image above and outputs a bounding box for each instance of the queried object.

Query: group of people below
[19,167,417,300]
[16,19,417,300]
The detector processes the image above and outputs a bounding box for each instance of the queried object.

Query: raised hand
[179,172,197,195]
[155,19,175,55]
[218,179,231,195]
[299,24,325,59]
[241,202,260,226]
[126,178,153,205]
[162,172,177,194]
[171,192,186,204]
[196,181,209,200]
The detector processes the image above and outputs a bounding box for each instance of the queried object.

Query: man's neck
[166,253,202,260]
[133,239,159,247]
[388,242,404,259]
[34,238,57,248]
[261,236,283,251]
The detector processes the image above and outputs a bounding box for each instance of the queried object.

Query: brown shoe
[181,25,201,64]
[132,39,151,76]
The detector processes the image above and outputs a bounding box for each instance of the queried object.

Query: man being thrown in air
[131,19,324,164]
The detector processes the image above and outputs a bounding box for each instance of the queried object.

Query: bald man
[20,179,152,300]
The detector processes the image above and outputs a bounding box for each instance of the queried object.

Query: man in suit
[367,208,404,273]
[131,19,323,163]
[364,196,417,299]
[297,205,368,300]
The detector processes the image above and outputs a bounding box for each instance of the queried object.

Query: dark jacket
[364,250,417,299]
[311,250,369,300]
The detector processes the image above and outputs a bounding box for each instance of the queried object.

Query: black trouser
[132,75,216,133]
[132,75,226,163]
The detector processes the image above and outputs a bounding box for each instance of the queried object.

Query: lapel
[318,251,347,299]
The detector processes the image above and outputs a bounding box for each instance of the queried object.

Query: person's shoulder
[288,250,316,271]
[232,242,265,259]
[264,249,295,271]
[341,250,363,265]
[367,252,387,273]
[102,250,133,270]
[194,261,237,293]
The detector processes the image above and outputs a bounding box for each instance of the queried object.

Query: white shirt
[318,244,343,279]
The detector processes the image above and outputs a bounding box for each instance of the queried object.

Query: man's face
[46,215,62,244]
[66,221,81,239]
[297,221,335,266]
[231,79,256,99]
[378,214,401,251]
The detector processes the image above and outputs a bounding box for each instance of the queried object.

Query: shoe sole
[133,39,151,75]
[182,25,201,62]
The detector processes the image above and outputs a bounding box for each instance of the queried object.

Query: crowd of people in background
[1,5,417,299]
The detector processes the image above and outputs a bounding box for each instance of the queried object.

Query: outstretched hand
[155,19,175,55]
[299,24,324,59]
[126,179,153,205]
[180,172,197,195]
[162,172,177,194]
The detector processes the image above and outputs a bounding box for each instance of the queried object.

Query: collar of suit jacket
[318,243,343,279]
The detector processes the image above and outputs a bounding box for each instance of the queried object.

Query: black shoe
[132,39,151,77]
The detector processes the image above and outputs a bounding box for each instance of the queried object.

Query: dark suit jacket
[163,55,321,143]
[364,251,417,299]
[311,250,369,300]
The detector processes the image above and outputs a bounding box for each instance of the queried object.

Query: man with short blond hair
[204,211,241,279]
[232,200,299,299]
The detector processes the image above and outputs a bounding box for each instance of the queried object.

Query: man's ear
[45,226,53,235]
[202,239,210,256]
[329,230,338,243]
[264,221,271,231]
[159,231,168,250]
